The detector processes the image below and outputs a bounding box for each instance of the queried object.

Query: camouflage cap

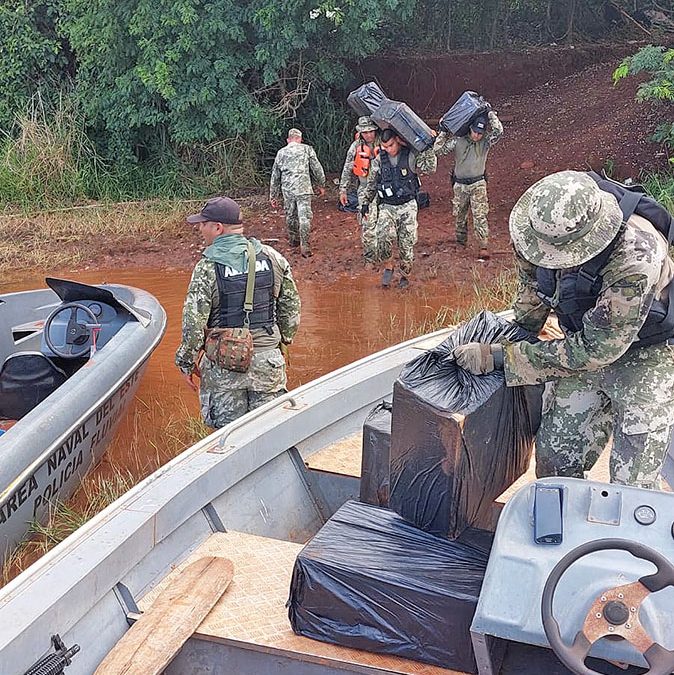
[509,170,623,269]
[287,128,303,138]
[356,116,377,132]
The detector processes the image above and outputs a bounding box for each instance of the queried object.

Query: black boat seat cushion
[0,352,67,420]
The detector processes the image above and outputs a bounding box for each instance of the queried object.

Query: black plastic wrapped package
[288,500,491,672]
[371,100,434,153]
[347,81,387,117]
[360,401,392,507]
[390,311,543,539]
[439,91,491,136]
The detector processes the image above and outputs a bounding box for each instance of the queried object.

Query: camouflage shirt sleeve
[175,259,215,374]
[433,131,457,156]
[511,251,551,335]
[361,153,381,205]
[308,147,326,188]
[270,153,282,200]
[339,141,358,194]
[269,250,301,344]
[503,225,666,386]
[413,147,437,175]
[486,110,503,149]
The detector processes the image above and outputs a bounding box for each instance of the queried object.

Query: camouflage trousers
[198,347,287,429]
[282,192,313,247]
[452,180,489,244]
[356,185,379,263]
[535,343,674,489]
[377,200,418,277]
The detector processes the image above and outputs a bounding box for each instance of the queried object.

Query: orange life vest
[352,133,379,178]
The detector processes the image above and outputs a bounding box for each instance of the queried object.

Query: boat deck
[140,530,463,674]
[305,436,613,503]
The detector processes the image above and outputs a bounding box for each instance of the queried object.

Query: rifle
[24,634,80,675]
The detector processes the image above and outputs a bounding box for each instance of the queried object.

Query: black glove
[361,203,369,217]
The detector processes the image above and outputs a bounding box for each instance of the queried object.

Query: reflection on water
[2,269,471,478]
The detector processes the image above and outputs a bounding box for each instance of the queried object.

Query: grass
[642,170,674,214]
[1,391,210,586]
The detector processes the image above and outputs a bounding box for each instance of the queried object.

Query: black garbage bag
[288,500,491,672]
[360,401,392,507]
[389,310,543,538]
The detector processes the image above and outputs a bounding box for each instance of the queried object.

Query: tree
[60,0,415,160]
[0,0,66,131]
[613,44,674,160]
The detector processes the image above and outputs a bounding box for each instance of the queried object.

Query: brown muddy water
[3,269,470,487]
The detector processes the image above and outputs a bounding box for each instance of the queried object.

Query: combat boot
[301,244,313,258]
[398,277,410,290]
[381,267,394,288]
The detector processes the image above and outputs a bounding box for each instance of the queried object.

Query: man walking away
[270,128,326,258]
[176,196,301,428]
[434,109,503,259]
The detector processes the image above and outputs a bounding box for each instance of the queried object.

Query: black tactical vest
[377,148,420,205]
[213,251,275,330]
[535,226,674,348]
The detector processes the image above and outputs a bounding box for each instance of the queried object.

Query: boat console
[0,278,139,420]
[471,477,674,674]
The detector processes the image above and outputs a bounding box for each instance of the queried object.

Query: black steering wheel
[44,302,100,359]
[542,538,674,675]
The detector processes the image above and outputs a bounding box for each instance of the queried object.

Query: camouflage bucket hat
[356,116,377,132]
[509,170,623,269]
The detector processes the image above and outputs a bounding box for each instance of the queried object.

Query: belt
[452,173,486,185]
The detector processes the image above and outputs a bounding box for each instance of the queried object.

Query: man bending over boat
[454,171,674,489]
[176,196,301,428]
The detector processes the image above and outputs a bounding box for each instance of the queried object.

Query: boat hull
[0,283,166,561]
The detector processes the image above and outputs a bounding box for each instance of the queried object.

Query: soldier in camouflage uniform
[176,196,301,428]
[361,129,437,289]
[270,128,326,258]
[455,171,674,489]
[339,116,381,264]
[434,109,503,258]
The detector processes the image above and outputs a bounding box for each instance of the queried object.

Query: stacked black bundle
[347,82,434,152]
[440,91,491,136]
[288,500,491,672]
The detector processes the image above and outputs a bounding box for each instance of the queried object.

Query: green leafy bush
[614,45,674,159]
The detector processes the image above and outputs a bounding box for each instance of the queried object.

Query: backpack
[587,171,674,244]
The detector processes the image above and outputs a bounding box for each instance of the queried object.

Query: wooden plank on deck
[95,556,234,675]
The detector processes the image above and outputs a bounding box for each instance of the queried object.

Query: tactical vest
[213,251,276,331]
[377,148,420,205]
[353,136,379,178]
[535,225,674,349]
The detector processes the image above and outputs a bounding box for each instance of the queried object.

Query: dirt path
[97,55,666,289]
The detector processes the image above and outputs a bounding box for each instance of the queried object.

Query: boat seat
[0,352,67,420]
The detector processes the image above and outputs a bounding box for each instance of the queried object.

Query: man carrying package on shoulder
[434,109,503,259]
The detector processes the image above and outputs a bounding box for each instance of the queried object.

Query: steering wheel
[542,538,674,675]
[44,302,100,359]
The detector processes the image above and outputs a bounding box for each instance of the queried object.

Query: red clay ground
[98,49,669,289]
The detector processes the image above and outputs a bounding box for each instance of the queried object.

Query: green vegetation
[1,0,670,209]
[614,45,674,162]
